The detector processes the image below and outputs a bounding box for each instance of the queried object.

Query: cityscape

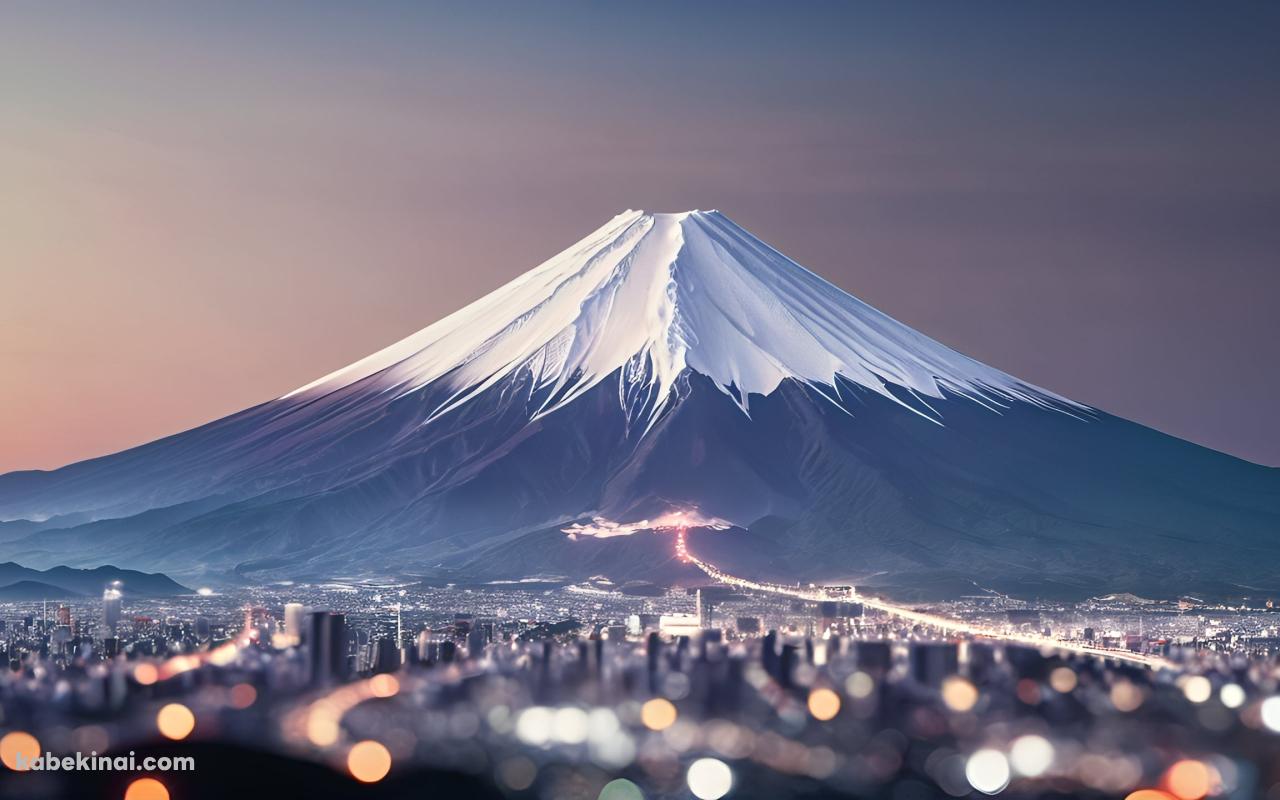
[3,4,1279,800]
[2,531,1280,799]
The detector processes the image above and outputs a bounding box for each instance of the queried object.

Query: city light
[1163,759,1213,800]
[641,698,678,731]
[0,731,39,771]
[0,533,1275,799]
[124,777,171,800]
[1219,683,1246,709]
[687,757,733,800]
[133,662,159,685]
[156,703,196,740]
[598,778,645,800]
[1049,667,1078,693]
[346,740,392,783]
[965,749,1011,795]
[1180,676,1212,704]
[807,688,841,721]
[1009,735,1054,777]
[941,676,979,712]
[1260,697,1280,733]
[229,682,257,709]
[845,671,875,699]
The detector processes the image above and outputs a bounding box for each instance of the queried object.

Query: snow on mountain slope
[284,210,1083,429]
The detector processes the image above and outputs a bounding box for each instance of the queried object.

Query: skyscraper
[283,603,307,647]
[696,590,714,630]
[306,611,349,686]
[102,582,123,637]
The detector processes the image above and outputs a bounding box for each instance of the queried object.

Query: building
[659,613,702,638]
[281,602,307,648]
[102,583,123,637]
[696,590,714,629]
[306,611,349,686]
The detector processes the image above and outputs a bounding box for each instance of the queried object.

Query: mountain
[0,562,191,598]
[0,210,1276,599]
[0,581,84,602]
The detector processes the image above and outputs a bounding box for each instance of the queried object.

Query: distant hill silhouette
[0,562,190,598]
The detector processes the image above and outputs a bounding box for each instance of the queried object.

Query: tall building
[102,582,123,637]
[416,629,434,663]
[373,637,400,674]
[283,603,307,647]
[696,590,715,629]
[306,611,349,686]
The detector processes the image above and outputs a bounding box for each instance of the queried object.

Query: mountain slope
[0,210,1276,599]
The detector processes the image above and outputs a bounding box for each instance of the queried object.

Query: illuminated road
[675,529,1169,670]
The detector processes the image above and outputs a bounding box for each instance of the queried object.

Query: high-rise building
[283,603,307,647]
[373,637,400,674]
[467,625,487,658]
[696,590,714,629]
[416,629,434,663]
[306,611,349,686]
[102,582,123,637]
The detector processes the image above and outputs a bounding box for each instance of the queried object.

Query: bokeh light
[845,671,875,699]
[133,663,159,686]
[1219,683,1245,709]
[554,707,590,744]
[1164,759,1212,800]
[1181,676,1212,704]
[1111,681,1145,712]
[1049,667,1078,693]
[347,740,392,783]
[599,777,645,800]
[368,674,399,698]
[156,703,195,741]
[124,777,171,800]
[966,749,1011,795]
[641,698,678,731]
[1009,734,1054,777]
[807,688,841,721]
[230,683,257,709]
[942,676,979,712]
[687,757,733,800]
[516,706,554,745]
[1016,678,1042,705]
[0,731,40,771]
[307,711,340,747]
[1260,696,1280,732]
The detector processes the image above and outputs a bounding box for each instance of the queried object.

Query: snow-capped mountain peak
[284,210,1080,427]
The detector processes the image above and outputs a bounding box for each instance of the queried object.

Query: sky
[2,1,1278,471]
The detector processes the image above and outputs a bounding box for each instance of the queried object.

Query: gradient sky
[2,1,1278,472]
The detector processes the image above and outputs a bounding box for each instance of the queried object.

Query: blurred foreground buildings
[2,579,1280,799]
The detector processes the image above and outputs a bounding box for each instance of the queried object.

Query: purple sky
[2,2,1278,471]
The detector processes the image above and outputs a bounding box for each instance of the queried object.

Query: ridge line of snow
[279,209,1089,435]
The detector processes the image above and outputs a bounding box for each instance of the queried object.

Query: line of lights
[675,528,1168,670]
